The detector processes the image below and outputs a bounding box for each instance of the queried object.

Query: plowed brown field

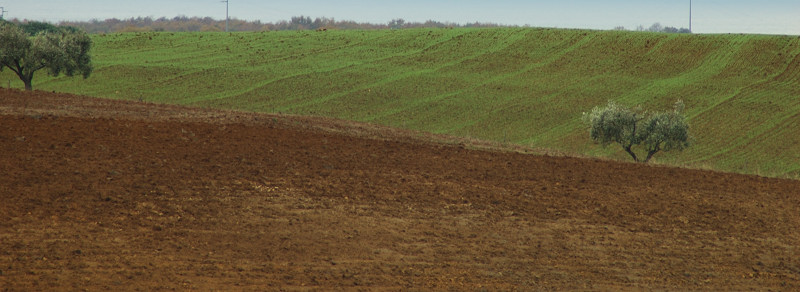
[2,88,799,291]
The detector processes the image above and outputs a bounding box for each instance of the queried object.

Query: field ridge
[5,28,800,177]
[2,88,800,290]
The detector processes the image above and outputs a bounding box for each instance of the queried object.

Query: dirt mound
[2,88,799,290]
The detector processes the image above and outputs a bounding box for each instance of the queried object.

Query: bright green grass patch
[5,28,800,178]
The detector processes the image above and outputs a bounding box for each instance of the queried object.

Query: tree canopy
[0,22,92,91]
[583,100,690,163]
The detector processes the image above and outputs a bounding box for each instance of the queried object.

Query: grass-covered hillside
[8,28,800,177]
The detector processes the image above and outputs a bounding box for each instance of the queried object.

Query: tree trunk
[21,72,34,91]
[10,67,34,91]
[624,145,639,162]
[644,148,661,163]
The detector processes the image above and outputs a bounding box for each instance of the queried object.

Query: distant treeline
[54,16,506,33]
[615,23,692,34]
[0,18,81,34]
[4,16,690,34]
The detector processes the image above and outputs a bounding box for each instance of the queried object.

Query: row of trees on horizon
[4,16,691,34]
[1,16,502,33]
[616,23,692,34]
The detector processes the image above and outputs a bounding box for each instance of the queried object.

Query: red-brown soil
[2,88,799,290]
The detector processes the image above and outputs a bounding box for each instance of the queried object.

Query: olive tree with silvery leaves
[583,100,690,163]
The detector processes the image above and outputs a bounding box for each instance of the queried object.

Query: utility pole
[0,7,8,20]
[221,0,229,32]
[689,0,693,33]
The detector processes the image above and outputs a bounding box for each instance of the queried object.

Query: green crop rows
[6,28,800,178]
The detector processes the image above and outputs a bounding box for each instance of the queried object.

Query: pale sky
[3,1,799,35]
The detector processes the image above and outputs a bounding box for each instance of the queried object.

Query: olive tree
[0,22,92,91]
[583,100,690,163]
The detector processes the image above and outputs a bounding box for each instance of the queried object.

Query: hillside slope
[2,89,799,290]
[11,28,800,177]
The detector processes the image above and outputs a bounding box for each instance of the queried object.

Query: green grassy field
[5,28,800,178]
